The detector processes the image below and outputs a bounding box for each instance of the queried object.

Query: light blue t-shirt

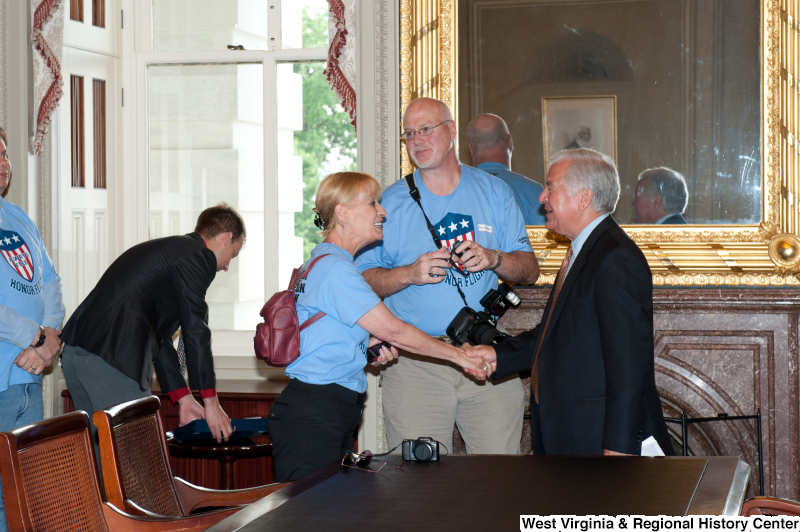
[0,197,65,393]
[355,164,532,337]
[477,162,547,225]
[286,243,381,394]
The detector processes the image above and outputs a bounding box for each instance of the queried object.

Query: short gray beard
[410,152,432,169]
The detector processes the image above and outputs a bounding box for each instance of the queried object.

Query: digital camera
[448,240,470,277]
[446,283,521,347]
[402,437,440,462]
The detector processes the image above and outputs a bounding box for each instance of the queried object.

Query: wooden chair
[0,411,233,532]
[741,497,800,516]
[92,395,287,517]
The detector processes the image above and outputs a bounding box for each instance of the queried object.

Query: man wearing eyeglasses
[355,97,539,455]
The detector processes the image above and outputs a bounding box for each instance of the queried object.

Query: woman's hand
[370,343,399,367]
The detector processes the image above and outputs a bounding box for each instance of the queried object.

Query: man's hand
[452,347,490,379]
[177,394,206,427]
[13,348,48,376]
[408,246,452,285]
[203,395,233,443]
[451,241,496,273]
[462,344,497,379]
[29,327,62,366]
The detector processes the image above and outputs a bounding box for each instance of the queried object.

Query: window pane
[152,0,269,52]
[281,0,328,49]
[276,61,355,288]
[148,63,264,331]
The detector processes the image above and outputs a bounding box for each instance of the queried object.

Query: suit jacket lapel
[538,216,618,351]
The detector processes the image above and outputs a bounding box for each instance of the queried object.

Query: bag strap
[299,253,330,280]
[299,311,325,332]
[404,173,469,308]
[296,253,331,332]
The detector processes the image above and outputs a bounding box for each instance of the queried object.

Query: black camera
[402,437,439,462]
[366,341,393,363]
[446,283,521,347]
[448,240,469,277]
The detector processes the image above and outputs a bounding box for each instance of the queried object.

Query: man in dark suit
[631,167,689,224]
[61,203,245,444]
[466,149,672,456]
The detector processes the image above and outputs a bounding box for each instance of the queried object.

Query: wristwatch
[33,326,45,347]
[488,249,503,271]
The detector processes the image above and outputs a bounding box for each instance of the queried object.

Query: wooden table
[166,433,274,490]
[203,455,750,532]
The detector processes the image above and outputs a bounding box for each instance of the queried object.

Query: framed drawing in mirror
[542,96,617,174]
[399,0,800,287]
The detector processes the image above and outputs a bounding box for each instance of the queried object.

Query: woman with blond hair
[268,171,483,482]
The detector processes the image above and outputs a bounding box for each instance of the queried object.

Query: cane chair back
[93,396,184,516]
[94,395,289,518]
[0,412,109,532]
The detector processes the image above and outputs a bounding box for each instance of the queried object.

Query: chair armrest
[741,496,800,516]
[172,476,291,514]
[101,502,239,531]
[122,499,157,517]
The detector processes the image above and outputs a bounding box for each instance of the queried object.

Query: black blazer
[660,213,687,224]
[494,216,672,455]
[61,233,217,392]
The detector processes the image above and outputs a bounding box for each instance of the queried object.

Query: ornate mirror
[400,0,800,286]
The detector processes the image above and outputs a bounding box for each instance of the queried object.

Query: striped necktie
[531,246,573,403]
[177,330,186,375]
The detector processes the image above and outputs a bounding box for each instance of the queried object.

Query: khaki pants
[381,351,524,454]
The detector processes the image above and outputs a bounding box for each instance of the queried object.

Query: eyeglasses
[341,450,405,473]
[400,120,451,141]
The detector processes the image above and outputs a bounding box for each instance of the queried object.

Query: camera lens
[414,440,435,461]
[471,323,504,346]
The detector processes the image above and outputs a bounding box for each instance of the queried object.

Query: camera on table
[446,283,521,347]
[402,437,440,462]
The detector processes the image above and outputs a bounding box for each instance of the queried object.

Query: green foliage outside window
[292,5,357,260]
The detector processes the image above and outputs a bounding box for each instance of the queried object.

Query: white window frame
[130,3,330,355]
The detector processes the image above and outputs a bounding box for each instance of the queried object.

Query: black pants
[268,379,365,482]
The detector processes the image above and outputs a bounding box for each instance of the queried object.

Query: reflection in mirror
[457,0,761,225]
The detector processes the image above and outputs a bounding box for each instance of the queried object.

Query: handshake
[456,344,498,381]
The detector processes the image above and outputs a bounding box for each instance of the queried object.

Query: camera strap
[404,173,469,308]
[404,173,442,248]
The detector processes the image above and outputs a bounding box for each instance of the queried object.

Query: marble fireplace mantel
[500,287,800,500]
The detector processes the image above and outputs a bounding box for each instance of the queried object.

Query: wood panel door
[58,46,117,315]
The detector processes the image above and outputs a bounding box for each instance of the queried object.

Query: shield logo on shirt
[0,229,34,282]
[434,213,475,274]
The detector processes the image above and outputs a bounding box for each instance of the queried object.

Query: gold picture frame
[399,0,800,287]
[542,96,618,175]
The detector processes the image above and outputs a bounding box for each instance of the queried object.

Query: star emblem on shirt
[3,237,10,245]
[448,222,458,232]
[460,219,470,229]
[437,225,446,235]
[12,235,19,242]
